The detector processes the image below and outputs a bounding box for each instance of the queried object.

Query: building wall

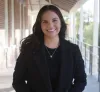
[0,0,30,71]
[0,0,29,47]
[8,0,12,46]
[0,0,5,29]
[0,0,5,46]
[14,0,21,46]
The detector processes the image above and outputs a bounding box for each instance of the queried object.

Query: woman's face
[41,10,61,38]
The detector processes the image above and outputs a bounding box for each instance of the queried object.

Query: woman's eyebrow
[41,20,47,22]
[41,18,58,22]
[53,18,58,20]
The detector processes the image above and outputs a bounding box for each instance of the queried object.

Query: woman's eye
[53,20,57,22]
[42,21,47,23]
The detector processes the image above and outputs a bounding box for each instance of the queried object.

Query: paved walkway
[0,75,99,92]
[84,75,99,92]
[0,69,99,92]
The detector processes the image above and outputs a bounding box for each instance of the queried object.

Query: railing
[0,38,100,82]
[0,45,20,71]
[66,37,100,82]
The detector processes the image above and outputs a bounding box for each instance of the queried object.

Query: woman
[12,5,87,92]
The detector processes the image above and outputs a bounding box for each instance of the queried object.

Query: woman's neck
[44,36,60,48]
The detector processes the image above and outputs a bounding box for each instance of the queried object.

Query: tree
[84,22,93,45]
[83,11,93,45]
[75,11,80,38]
[75,10,93,45]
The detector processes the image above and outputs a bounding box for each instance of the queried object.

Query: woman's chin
[47,34,59,38]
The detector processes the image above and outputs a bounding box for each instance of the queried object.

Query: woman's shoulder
[64,39,82,58]
[64,39,79,49]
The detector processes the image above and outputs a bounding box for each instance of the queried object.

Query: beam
[70,0,88,12]
[5,0,8,46]
[29,0,33,11]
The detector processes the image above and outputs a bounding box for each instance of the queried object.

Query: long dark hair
[20,5,67,52]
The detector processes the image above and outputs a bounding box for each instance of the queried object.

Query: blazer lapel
[56,39,74,92]
[34,42,52,92]
[33,39,73,92]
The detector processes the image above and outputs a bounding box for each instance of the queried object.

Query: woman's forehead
[41,10,59,20]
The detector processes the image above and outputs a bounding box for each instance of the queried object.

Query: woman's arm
[12,52,30,92]
[69,45,87,92]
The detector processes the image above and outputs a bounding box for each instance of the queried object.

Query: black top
[44,45,61,91]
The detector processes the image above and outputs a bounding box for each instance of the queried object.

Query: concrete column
[20,3,22,39]
[39,0,41,9]
[11,0,15,45]
[93,0,99,77]
[49,0,52,4]
[78,7,84,50]
[99,23,100,92]
[72,13,76,41]
[93,0,99,47]
[78,7,83,43]
[4,0,8,70]
[31,15,34,34]
[5,0,8,47]
[98,1,100,91]
[23,5,25,38]
[69,12,75,41]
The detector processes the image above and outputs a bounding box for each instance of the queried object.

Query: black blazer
[12,38,87,92]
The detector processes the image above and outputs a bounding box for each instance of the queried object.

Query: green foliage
[75,11,80,35]
[84,22,93,45]
[75,10,93,45]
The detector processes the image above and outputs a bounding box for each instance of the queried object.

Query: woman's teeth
[48,29,55,32]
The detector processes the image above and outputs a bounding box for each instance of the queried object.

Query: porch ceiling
[27,0,81,12]
[46,0,79,12]
[26,0,86,14]
[27,0,68,16]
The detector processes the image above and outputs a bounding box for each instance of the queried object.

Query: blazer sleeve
[68,45,87,92]
[12,52,30,92]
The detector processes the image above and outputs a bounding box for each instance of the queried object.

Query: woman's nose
[48,22,54,29]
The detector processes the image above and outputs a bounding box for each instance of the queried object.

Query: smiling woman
[41,10,61,48]
[41,11,61,38]
[12,5,87,92]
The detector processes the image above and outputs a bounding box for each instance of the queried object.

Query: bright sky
[83,0,94,14]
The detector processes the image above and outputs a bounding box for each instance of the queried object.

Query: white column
[78,7,83,43]
[69,12,75,41]
[11,0,15,45]
[5,0,8,47]
[49,0,52,4]
[23,5,25,38]
[72,13,76,40]
[78,7,84,51]
[39,0,41,9]
[30,15,35,34]
[4,0,8,70]
[93,0,99,47]
[93,0,99,76]
[20,3,22,39]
